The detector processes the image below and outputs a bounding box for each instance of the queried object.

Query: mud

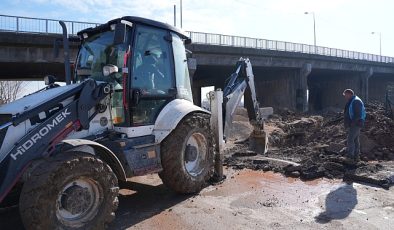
[1,169,393,230]
[225,103,394,188]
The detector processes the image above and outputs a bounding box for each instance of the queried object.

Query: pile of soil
[225,108,254,142]
[266,102,394,161]
[224,103,394,188]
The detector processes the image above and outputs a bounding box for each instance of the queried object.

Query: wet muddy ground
[1,104,393,229]
[2,168,392,230]
[113,169,393,230]
[225,148,394,188]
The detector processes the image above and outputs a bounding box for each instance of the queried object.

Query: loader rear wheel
[159,113,213,194]
[19,152,119,230]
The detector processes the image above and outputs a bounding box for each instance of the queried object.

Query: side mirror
[185,38,192,45]
[131,88,141,107]
[113,23,126,45]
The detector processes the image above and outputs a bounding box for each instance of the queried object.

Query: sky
[1,0,394,94]
[1,0,393,56]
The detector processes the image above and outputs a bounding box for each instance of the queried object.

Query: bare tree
[0,81,26,105]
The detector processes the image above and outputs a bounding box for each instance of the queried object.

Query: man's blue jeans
[347,126,361,159]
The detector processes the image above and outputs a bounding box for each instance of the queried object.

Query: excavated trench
[224,103,394,189]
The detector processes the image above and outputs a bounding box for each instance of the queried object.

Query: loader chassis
[0,16,266,229]
[0,16,214,229]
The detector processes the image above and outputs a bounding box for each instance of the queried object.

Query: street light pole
[313,13,316,47]
[304,12,316,50]
[371,32,382,61]
[180,0,183,28]
[173,4,176,27]
[379,33,382,58]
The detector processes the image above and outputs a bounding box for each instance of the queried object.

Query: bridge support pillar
[244,69,299,113]
[360,67,373,103]
[308,72,362,112]
[369,74,394,102]
[296,63,312,112]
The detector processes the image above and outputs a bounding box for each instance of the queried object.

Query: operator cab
[75,16,192,135]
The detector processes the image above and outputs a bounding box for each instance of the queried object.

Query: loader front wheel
[159,113,213,194]
[19,152,119,230]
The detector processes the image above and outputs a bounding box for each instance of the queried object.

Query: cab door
[126,25,175,135]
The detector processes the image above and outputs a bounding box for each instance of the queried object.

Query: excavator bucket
[248,125,268,154]
[248,108,272,154]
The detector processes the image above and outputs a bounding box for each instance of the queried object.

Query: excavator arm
[222,58,264,138]
[210,58,268,181]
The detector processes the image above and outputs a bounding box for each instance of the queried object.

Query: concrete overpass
[1,14,394,112]
[187,42,394,112]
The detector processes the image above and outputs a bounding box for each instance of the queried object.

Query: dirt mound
[225,107,253,142]
[265,102,394,161]
[225,102,394,188]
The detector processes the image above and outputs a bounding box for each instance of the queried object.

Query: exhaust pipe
[59,21,71,85]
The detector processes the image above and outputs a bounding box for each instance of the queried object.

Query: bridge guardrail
[0,14,99,35]
[1,14,393,64]
[187,31,394,63]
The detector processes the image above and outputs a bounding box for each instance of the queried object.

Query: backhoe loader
[0,16,266,229]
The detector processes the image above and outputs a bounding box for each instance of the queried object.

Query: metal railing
[187,31,394,63]
[1,14,393,63]
[0,14,100,35]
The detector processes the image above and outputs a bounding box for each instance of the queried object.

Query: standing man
[343,89,366,163]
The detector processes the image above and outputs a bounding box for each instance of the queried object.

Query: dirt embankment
[224,103,394,188]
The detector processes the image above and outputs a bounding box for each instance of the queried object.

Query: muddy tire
[19,152,119,230]
[159,113,214,194]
